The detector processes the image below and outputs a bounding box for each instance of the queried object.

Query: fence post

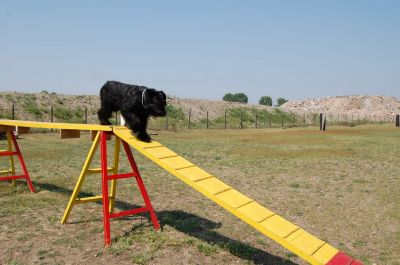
[320,113,326,131]
[269,112,272,128]
[188,109,191,129]
[51,106,54,132]
[11,105,15,120]
[255,114,258,129]
[206,111,209,129]
[281,113,284,128]
[240,112,243,129]
[84,107,88,124]
[396,114,400,127]
[224,110,227,130]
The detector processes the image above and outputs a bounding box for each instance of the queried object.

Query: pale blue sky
[1,0,399,103]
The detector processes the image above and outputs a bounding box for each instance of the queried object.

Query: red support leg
[0,131,35,192]
[122,141,160,230]
[100,131,111,246]
[100,132,160,246]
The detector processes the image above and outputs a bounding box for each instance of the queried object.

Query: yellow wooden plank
[0,119,112,131]
[160,156,193,170]
[195,177,231,195]
[0,170,12,175]
[177,166,213,181]
[144,146,177,159]
[312,243,339,264]
[260,215,299,238]
[216,189,252,208]
[286,229,326,255]
[237,201,275,223]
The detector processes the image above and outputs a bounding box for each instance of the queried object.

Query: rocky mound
[280,95,400,118]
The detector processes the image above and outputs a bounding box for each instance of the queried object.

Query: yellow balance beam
[0,119,112,131]
[113,126,339,265]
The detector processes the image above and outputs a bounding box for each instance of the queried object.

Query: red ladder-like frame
[100,131,160,246]
[0,131,35,193]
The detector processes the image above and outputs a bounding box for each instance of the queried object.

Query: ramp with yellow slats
[113,126,342,265]
[0,120,363,265]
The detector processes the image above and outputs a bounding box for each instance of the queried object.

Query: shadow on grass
[32,182,297,264]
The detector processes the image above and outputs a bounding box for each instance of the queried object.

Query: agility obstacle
[0,119,363,265]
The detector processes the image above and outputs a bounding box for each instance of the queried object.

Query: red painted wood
[0,151,18,156]
[0,132,35,192]
[100,132,160,246]
[0,175,26,181]
[10,132,35,192]
[107,172,136,180]
[100,131,111,246]
[326,251,364,265]
[122,141,160,230]
[109,207,148,219]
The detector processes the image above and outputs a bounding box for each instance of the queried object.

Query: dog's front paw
[137,132,152,143]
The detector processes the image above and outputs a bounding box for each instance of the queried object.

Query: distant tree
[235,93,248,104]
[276,97,288,106]
[259,96,272,106]
[223,93,234,102]
[223,93,248,104]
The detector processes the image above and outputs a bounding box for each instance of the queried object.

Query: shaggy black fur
[97,81,167,142]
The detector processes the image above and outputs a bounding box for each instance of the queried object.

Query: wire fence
[0,105,398,132]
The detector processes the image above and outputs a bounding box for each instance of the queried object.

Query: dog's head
[143,89,167,117]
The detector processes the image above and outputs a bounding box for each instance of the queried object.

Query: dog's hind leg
[97,107,113,125]
[121,112,151,142]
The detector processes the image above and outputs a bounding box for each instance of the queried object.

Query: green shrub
[259,96,272,106]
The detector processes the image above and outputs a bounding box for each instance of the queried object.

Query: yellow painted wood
[87,167,115,174]
[113,126,339,265]
[75,195,103,203]
[61,131,101,224]
[62,131,122,223]
[177,166,213,181]
[0,170,12,175]
[195,177,231,195]
[237,201,275,223]
[160,156,193,170]
[312,244,339,264]
[260,215,299,238]
[0,119,112,131]
[286,229,325,255]
[6,131,16,186]
[144,146,177,159]
[109,136,121,213]
[216,189,253,208]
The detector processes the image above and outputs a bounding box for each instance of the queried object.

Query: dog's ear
[159,91,166,102]
[143,89,156,105]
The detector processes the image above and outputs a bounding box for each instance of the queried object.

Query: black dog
[97,81,167,142]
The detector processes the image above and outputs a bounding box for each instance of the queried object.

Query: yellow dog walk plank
[113,127,339,265]
[0,119,112,131]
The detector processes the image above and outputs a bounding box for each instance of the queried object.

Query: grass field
[0,124,399,265]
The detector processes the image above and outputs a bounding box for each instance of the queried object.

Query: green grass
[0,124,399,264]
